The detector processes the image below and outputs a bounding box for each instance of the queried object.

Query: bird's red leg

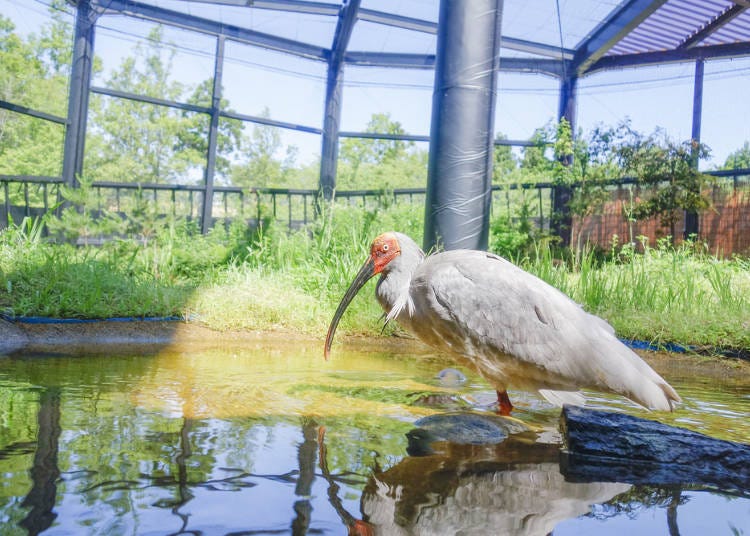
[496,390,514,416]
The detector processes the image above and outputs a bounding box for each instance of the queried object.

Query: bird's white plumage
[374,233,680,411]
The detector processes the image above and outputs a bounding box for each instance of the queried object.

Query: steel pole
[424,0,504,251]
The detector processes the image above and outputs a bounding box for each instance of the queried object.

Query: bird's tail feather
[538,389,585,408]
[627,377,682,411]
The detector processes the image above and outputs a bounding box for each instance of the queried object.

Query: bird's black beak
[325,256,376,360]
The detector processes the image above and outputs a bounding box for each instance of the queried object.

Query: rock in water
[560,404,750,492]
[436,368,467,386]
[409,412,529,452]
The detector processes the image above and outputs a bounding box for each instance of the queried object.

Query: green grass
[1,207,748,351]
[518,238,750,350]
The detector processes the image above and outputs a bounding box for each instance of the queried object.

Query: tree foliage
[229,108,298,188]
[492,133,518,183]
[337,113,426,190]
[722,141,750,170]
[86,27,215,184]
[612,124,713,240]
[0,14,69,176]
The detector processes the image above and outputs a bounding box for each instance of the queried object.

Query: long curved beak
[324,256,376,360]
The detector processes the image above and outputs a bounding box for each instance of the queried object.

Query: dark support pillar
[319,0,361,202]
[424,0,503,252]
[685,59,703,240]
[319,61,344,201]
[202,36,225,234]
[62,0,96,188]
[552,74,578,248]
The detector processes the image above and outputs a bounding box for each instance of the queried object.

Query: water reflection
[0,343,748,534]
[19,388,61,536]
[360,438,630,535]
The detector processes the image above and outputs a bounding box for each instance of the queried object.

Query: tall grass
[1,208,748,350]
[519,237,750,350]
[0,218,194,319]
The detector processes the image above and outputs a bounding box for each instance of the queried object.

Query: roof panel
[699,9,750,46]
[600,0,750,59]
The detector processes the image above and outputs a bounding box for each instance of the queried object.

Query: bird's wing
[408,250,621,391]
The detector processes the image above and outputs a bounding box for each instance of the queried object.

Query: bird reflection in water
[362,437,630,535]
[316,421,630,536]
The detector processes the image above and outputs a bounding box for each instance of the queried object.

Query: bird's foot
[496,389,514,417]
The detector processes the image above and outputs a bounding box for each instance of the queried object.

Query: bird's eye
[382,244,389,252]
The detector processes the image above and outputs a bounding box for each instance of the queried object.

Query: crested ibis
[325,232,680,415]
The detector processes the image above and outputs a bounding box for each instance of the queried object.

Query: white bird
[325,231,681,415]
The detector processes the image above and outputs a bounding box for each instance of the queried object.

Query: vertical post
[685,59,703,239]
[62,0,96,189]
[552,74,578,248]
[319,61,343,202]
[202,36,225,234]
[424,0,504,252]
[3,182,9,228]
[319,0,361,202]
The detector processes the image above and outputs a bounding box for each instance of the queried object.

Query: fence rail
[1,170,749,247]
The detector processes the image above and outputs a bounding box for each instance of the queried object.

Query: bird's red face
[324,232,401,360]
[370,232,402,274]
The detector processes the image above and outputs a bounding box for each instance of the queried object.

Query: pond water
[0,338,748,535]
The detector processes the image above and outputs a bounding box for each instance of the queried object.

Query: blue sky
[4,0,750,170]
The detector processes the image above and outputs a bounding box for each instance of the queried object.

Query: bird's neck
[376,248,423,320]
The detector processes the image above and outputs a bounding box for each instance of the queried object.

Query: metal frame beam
[201,35,224,234]
[62,0,96,189]
[684,58,704,239]
[92,0,328,61]
[572,0,669,76]
[357,8,574,59]
[319,0,361,200]
[0,100,67,124]
[87,1,750,79]
[552,74,579,247]
[221,0,339,15]
[343,52,566,76]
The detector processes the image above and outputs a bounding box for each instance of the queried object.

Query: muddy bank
[1,318,747,379]
[0,318,28,354]
[0,318,320,355]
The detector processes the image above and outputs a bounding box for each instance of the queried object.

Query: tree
[178,78,243,183]
[85,27,207,184]
[566,123,620,229]
[338,113,418,189]
[492,133,517,183]
[0,13,70,176]
[519,125,554,178]
[229,108,299,188]
[614,126,713,241]
[722,141,750,170]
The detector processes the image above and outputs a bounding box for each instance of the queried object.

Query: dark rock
[560,405,750,493]
[409,412,529,453]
